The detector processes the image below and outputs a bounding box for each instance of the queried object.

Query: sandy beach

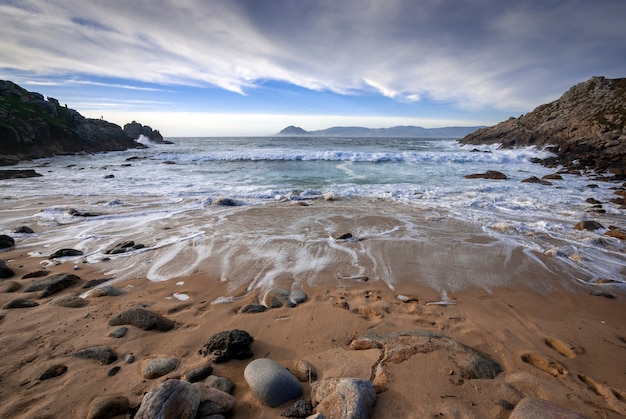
[0,197,625,418]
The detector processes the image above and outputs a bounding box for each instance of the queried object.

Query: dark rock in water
[586,197,602,204]
[124,121,170,144]
[464,170,507,179]
[336,232,354,240]
[185,364,214,383]
[200,329,254,363]
[142,357,179,379]
[574,220,605,231]
[4,298,39,309]
[281,399,313,417]
[0,260,15,278]
[0,169,43,179]
[205,375,235,394]
[591,290,616,299]
[108,307,175,331]
[542,173,563,180]
[104,240,145,254]
[73,346,118,365]
[521,176,552,185]
[311,378,376,419]
[49,248,84,258]
[241,304,268,313]
[135,379,200,419]
[214,197,239,206]
[22,270,49,279]
[193,383,237,416]
[108,326,128,338]
[103,174,114,179]
[49,295,89,307]
[87,395,130,419]
[14,226,34,234]
[244,358,303,407]
[67,208,100,217]
[23,273,81,297]
[39,364,68,381]
[509,397,587,419]
[0,234,15,249]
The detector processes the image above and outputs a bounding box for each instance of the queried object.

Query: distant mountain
[276,125,484,138]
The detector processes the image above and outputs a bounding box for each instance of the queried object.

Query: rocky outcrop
[0,80,152,165]
[123,121,171,143]
[460,76,626,176]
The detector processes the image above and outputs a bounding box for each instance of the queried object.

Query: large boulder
[135,379,199,419]
[244,358,303,407]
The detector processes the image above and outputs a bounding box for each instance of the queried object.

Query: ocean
[1,136,624,291]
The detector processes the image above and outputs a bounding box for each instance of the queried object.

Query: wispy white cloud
[1,0,625,114]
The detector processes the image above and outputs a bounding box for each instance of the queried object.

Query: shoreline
[1,197,625,417]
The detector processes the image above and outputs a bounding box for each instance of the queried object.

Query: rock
[123,353,135,363]
[586,197,602,204]
[460,77,626,174]
[214,197,239,206]
[574,220,605,231]
[521,176,552,185]
[464,170,507,179]
[49,295,89,308]
[350,324,502,392]
[142,357,179,379]
[605,227,626,240]
[0,260,15,278]
[22,273,81,297]
[281,399,313,417]
[244,358,303,407]
[135,379,200,419]
[123,121,169,143]
[22,270,49,279]
[263,288,308,308]
[509,397,587,419]
[185,364,214,383]
[82,278,113,289]
[73,346,118,365]
[39,364,68,381]
[88,285,127,297]
[291,359,318,382]
[193,383,236,416]
[49,248,84,258]
[204,375,235,394]
[2,280,21,292]
[0,169,43,179]
[200,329,254,363]
[107,366,121,376]
[67,208,100,217]
[241,304,268,313]
[0,234,15,249]
[542,173,563,180]
[311,378,376,419]
[87,395,130,419]
[108,307,175,331]
[104,240,146,254]
[3,298,39,309]
[14,226,34,234]
[108,327,128,338]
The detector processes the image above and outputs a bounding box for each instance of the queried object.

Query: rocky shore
[0,198,625,418]
[460,76,626,177]
[0,80,161,166]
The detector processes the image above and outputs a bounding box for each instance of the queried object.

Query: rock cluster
[0,80,166,165]
[460,76,626,176]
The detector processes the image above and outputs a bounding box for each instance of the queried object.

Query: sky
[1,0,625,137]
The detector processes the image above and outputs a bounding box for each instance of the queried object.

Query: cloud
[1,0,625,112]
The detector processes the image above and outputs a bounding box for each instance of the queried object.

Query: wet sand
[0,198,625,418]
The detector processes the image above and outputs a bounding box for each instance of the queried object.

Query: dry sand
[0,198,625,418]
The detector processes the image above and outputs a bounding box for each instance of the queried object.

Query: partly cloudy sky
[1,0,625,136]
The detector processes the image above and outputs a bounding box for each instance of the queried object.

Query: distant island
[276,125,485,138]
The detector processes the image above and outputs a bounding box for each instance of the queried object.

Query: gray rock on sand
[244,358,303,407]
[135,379,200,419]
[108,307,175,331]
[311,378,376,419]
[291,359,318,382]
[263,288,308,308]
[73,346,118,365]
[3,298,39,309]
[142,357,179,379]
[509,397,588,419]
[49,295,89,307]
[22,273,81,298]
[205,375,235,394]
[108,326,128,338]
[184,364,214,383]
[193,383,237,416]
[39,364,68,381]
[87,395,130,419]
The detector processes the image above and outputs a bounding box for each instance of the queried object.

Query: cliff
[459,76,626,175]
[0,80,147,166]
